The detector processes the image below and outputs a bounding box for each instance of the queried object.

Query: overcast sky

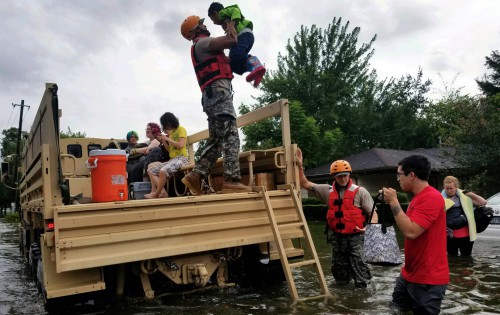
[1,0,499,152]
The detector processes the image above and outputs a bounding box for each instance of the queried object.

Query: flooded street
[0,219,46,315]
[1,218,499,314]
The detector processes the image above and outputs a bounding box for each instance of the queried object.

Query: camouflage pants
[194,89,241,182]
[330,233,372,288]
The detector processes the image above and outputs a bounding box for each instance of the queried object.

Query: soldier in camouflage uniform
[296,148,377,288]
[180,15,252,195]
[197,89,241,183]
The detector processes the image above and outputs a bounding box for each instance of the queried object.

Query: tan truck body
[19,83,320,303]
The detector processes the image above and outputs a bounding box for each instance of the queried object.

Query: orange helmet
[181,15,203,40]
[330,160,352,175]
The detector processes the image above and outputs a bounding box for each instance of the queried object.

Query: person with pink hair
[128,122,164,183]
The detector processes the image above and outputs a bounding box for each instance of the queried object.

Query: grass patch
[0,211,20,223]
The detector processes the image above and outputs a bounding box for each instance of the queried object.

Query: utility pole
[12,100,30,212]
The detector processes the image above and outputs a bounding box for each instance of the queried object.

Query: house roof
[305,147,457,177]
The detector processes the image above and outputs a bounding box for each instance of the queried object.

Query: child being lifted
[208,2,266,87]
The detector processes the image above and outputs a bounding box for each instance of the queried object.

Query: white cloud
[1,0,499,149]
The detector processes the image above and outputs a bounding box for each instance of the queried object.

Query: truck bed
[54,188,304,273]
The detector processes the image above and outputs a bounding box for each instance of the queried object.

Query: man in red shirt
[382,155,449,314]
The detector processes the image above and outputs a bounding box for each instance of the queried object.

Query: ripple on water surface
[1,220,499,314]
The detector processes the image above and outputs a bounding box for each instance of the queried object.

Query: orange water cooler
[86,149,128,202]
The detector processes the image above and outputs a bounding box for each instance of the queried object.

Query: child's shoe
[245,55,266,87]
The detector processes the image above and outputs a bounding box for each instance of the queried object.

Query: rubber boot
[181,172,203,196]
[245,55,266,87]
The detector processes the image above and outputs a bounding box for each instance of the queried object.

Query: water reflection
[0,222,46,315]
[0,220,499,314]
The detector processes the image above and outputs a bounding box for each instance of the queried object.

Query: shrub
[302,197,323,205]
[302,197,327,220]
[1,211,20,223]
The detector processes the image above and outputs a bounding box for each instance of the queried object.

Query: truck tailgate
[54,190,304,273]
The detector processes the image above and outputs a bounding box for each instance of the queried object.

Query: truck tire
[29,243,41,281]
[36,258,56,312]
[36,258,43,294]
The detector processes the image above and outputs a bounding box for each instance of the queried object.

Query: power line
[1,105,17,132]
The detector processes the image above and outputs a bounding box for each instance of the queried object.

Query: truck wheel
[36,258,56,311]
[35,258,43,294]
[18,230,24,254]
[41,287,56,312]
[29,243,41,281]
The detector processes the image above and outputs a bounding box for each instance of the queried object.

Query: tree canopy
[1,127,26,159]
[60,127,86,139]
[0,127,23,208]
[0,126,86,208]
[424,91,499,197]
[239,18,498,197]
[426,50,500,197]
[241,17,435,167]
[257,18,377,133]
[475,50,500,97]
[240,100,342,167]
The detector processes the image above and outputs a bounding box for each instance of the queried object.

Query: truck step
[289,259,317,269]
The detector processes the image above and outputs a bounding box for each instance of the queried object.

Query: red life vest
[326,179,366,234]
[191,38,233,92]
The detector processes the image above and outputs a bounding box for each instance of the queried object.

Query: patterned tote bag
[363,192,403,266]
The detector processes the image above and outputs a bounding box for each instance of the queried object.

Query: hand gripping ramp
[255,184,331,301]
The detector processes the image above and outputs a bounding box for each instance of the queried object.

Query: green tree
[426,91,499,197]
[333,69,434,153]
[451,96,498,197]
[370,69,435,150]
[258,17,377,134]
[241,17,377,166]
[1,127,23,209]
[1,127,25,158]
[240,100,342,168]
[242,17,436,165]
[60,127,86,139]
[475,50,500,97]
[1,125,86,209]
[194,140,208,163]
[437,50,500,197]
[1,127,28,181]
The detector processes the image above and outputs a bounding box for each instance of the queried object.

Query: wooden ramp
[256,184,331,301]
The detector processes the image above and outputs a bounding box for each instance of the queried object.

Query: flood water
[1,218,499,315]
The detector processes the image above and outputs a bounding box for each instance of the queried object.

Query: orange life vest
[326,180,366,234]
[191,38,233,92]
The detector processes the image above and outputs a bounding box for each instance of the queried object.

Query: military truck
[18,83,329,308]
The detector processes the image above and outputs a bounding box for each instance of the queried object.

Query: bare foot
[144,192,159,199]
[159,191,169,198]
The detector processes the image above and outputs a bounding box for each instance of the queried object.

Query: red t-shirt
[402,186,449,285]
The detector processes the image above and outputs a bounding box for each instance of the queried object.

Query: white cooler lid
[89,149,127,157]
